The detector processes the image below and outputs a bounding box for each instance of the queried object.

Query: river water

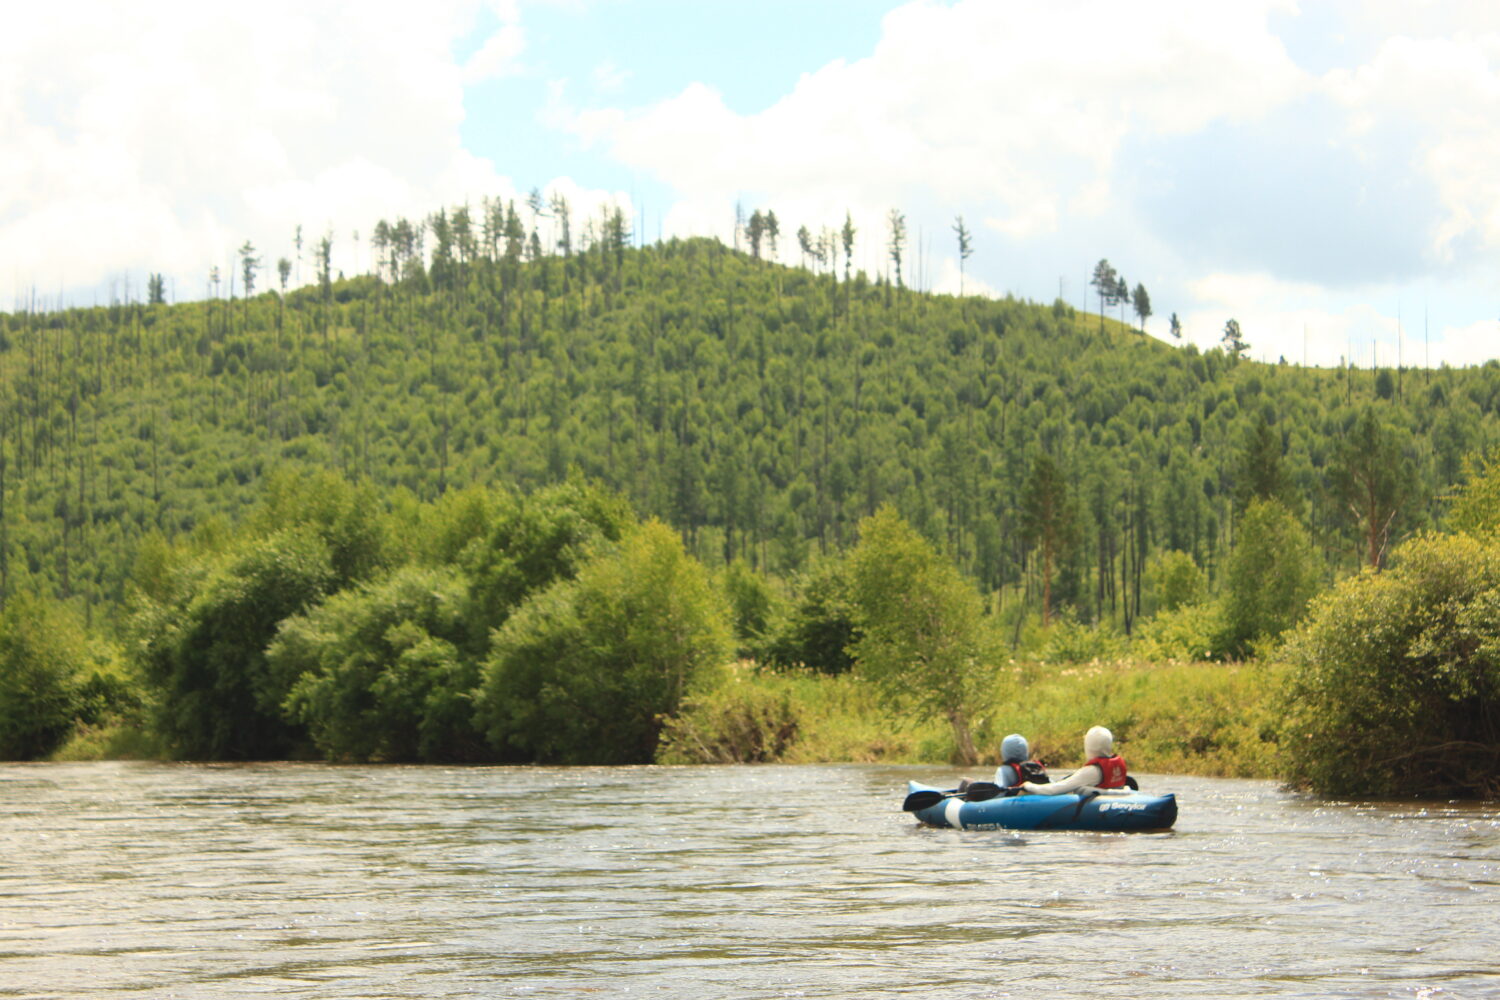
[1,762,1497,999]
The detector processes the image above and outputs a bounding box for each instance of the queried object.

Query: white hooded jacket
[1019,726,1116,796]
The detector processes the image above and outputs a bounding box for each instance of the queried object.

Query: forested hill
[1,233,1495,626]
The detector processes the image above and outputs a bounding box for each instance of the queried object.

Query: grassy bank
[47,655,1284,780]
[659,658,1285,779]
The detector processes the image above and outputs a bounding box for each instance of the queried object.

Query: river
[1,762,1496,998]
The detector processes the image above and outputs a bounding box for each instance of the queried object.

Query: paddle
[901,781,1006,811]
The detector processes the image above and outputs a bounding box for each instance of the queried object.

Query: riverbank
[658,657,1285,777]
[54,656,1283,777]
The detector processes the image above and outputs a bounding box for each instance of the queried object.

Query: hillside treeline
[2,224,1496,635]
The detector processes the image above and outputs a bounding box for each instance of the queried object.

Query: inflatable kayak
[903,780,1177,832]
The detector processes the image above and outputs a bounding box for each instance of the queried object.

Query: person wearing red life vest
[1018,725,1128,795]
[994,733,1049,788]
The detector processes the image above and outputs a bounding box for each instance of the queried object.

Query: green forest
[2,201,1498,798]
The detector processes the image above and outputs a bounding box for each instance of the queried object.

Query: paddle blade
[901,790,946,811]
[962,781,1002,802]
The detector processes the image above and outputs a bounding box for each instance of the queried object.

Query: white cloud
[463,0,526,84]
[1432,320,1500,368]
[930,255,1001,300]
[549,0,1500,366]
[590,60,630,94]
[0,0,613,305]
[1318,32,1500,264]
[1178,270,1464,369]
[560,0,1306,272]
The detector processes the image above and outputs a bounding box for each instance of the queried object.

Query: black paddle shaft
[900,781,1004,811]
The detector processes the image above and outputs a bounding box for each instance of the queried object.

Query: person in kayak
[994,733,1049,788]
[954,733,1049,795]
[1018,726,1128,795]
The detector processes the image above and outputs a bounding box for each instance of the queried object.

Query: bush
[479,520,731,763]
[760,557,858,674]
[461,480,633,642]
[986,658,1283,778]
[1145,550,1207,615]
[0,594,95,759]
[1449,449,1500,540]
[658,666,941,764]
[1221,499,1320,658]
[720,559,779,659]
[134,530,336,760]
[249,467,392,587]
[274,565,481,762]
[847,507,989,764]
[1281,533,1500,798]
[653,653,1285,776]
[1133,601,1227,663]
[1037,614,1125,664]
[656,665,800,763]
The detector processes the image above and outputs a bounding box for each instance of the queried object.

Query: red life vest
[999,760,1048,787]
[1085,755,1128,789]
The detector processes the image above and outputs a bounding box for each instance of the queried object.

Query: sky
[5,0,1500,367]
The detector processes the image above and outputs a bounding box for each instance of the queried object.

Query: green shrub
[657,665,800,763]
[1133,601,1227,663]
[982,658,1282,778]
[1449,449,1500,540]
[1037,614,1125,664]
[274,565,481,762]
[0,594,95,759]
[660,666,942,764]
[847,507,988,764]
[133,530,336,760]
[720,559,779,659]
[461,479,633,642]
[479,520,731,763]
[1281,533,1500,799]
[249,467,393,587]
[50,718,164,761]
[761,557,858,674]
[1221,499,1320,658]
[1145,550,1207,615]
[652,653,1284,776]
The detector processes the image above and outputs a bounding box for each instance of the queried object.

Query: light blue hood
[1000,733,1029,763]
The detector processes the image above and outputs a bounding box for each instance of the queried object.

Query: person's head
[1000,733,1029,763]
[1084,726,1114,759]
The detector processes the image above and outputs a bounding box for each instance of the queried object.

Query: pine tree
[1222,319,1248,359]
[1132,282,1151,332]
[886,209,907,288]
[952,216,973,296]
[841,212,856,283]
[1090,259,1118,332]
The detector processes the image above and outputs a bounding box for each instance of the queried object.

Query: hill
[1,230,1495,629]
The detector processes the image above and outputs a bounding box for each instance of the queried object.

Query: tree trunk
[1041,535,1054,626]
[948,708,978,766]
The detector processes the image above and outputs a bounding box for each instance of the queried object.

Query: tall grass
[660,658,1285,779]
[988,659,1285,778]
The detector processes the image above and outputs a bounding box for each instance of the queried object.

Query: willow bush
[479,520,731,764]
[1280,533,1500,799]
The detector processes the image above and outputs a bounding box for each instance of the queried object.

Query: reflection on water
[1,762,1497,998]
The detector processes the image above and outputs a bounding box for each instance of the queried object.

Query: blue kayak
[905,780,1177,832]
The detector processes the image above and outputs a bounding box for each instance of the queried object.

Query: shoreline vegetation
[56,656,1284,780]
[656,657,1286,779]
[1,231,1498,798]
[14,467,1498,801]
[13,472,1500,800]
